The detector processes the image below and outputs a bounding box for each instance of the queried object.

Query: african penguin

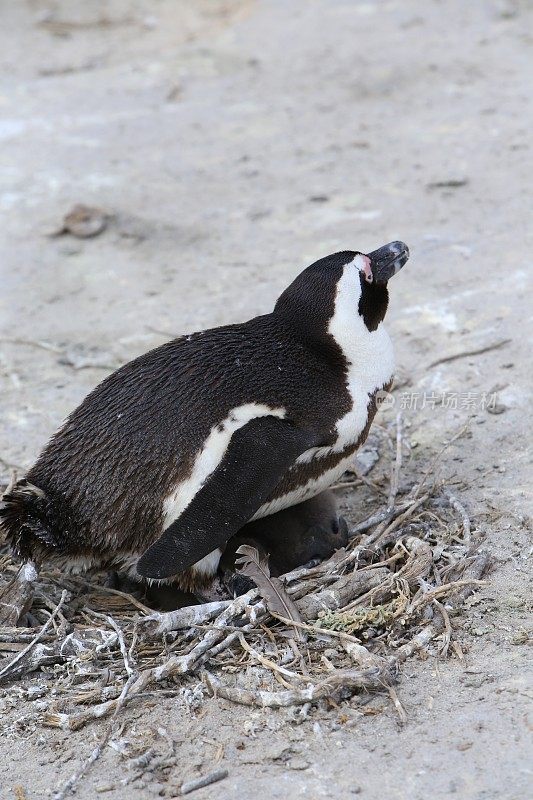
[1,240,409,590]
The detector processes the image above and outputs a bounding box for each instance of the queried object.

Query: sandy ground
[1,1,532,798]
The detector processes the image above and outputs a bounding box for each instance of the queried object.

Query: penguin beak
[366,241,409,285]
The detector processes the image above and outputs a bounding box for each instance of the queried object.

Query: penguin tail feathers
[0,480,61,561]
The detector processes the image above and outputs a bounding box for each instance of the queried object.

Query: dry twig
[180,768,228,795]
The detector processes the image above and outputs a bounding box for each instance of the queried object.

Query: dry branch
[0,590,66,683]
[394,552,490,663]
[205,665,391,708]
[427,338,511,369]
[295,567,389,620]
[142,599,233,636]
[444,488,471,547]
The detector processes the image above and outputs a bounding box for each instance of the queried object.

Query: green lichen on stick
[317,596,406,635]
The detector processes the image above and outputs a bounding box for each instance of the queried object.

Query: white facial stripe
[329,262,395,448]
[351,253,372,282]
[162,403,286,529]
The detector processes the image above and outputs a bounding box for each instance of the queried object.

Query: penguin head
[274,240,409,339]
[356,240,409,331]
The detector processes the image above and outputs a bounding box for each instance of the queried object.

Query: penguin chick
[219,490,349,596]
[222,490,348,577]
[1,241,409,590]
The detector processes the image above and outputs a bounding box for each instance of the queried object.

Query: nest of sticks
[0,417,490,796]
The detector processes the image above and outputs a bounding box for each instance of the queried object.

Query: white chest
[297,322,395,465]
[253,327,394,520]
[331,323,394,444]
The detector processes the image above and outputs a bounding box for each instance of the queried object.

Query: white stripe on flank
[162,403,286,530]
[253,451,357,520]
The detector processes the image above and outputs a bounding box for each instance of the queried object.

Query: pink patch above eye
[360,254,373,283]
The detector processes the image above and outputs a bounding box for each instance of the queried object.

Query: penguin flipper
[136,416,317,580]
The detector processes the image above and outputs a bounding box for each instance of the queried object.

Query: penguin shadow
[118,491,349,611]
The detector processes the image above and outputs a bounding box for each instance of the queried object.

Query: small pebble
[288,757,310,770]
[505,595,524,608]
[510,629,529,645]
[456,740,473,751]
